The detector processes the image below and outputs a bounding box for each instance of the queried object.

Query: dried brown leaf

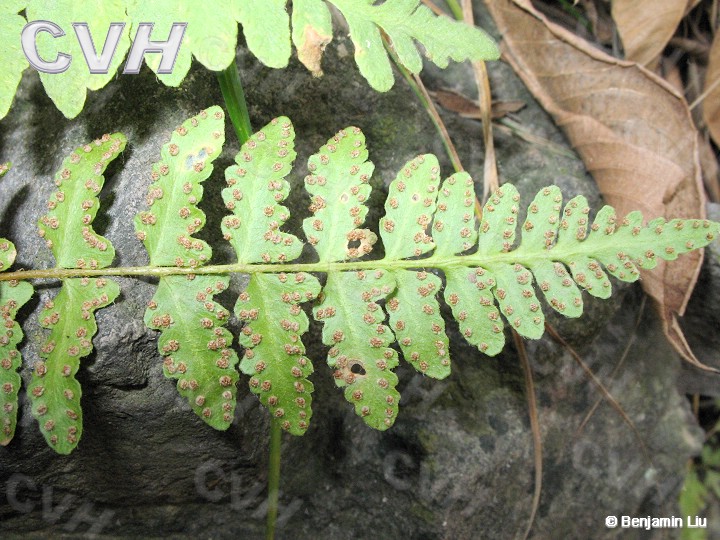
[433,89,480,116]
[486,0,708,365]
[297,25,332,76]
[432,89,524,119]
[703,33,720,147]
[661,56,685,94]
[663,311,719,373]
[698,132,720,202]
[611,0,687,68]
[578,0,614,45]
[491,99,526,118]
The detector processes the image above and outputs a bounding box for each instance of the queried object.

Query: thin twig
[513,330,542,540]
[381,35,464,173]
[494,118,577,159]
[461,0,499,202]
[412,72,465,174]
[574,296,647,436]
[420,0,446,16]
[689,74,720,110]
[544,317,654,469]
[668,37,710,61]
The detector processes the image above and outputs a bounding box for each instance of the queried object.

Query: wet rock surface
[0,7,715,539]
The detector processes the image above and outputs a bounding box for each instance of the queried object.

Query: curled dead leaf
[486,0,709,366]
[431,88,525,119]
[611,0,688,68]
[697,133,720,202]
[703,33,720,148]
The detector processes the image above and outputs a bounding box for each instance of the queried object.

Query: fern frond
[0,1,499,120]
[521,188,584,317]
[317,271,400,430]
[302,126,403,429]
[0,239,17,271]
[137,106,240,430]
[234,0,292,69]
[238,273,320,435]
[146,275,238,429]
[473,184,545,338]
[445,184,717,350]
[379,155,449,378]
[38,134,127,269]
[222,116,302,264]
[386,269,450,378]
[302,126,375,262]
[474,185,719,326]
[0,166,33,446]
[444,266,506,356]
[379,154,440,259]
[135,107,224,267]
[128,0,292,84]
[432,172,478,257]
[0,240,33,446]
[28,277,119,454]
[126,0,241,86]
[224,117,319,435]
[0,4,27,120]
[29,133,125,454]
[25,0,131,117]
[326,0,500,91]
[2,113,719,445]
[293,123,719,429]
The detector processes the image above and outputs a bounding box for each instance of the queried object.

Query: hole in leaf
[346,228,377,258]
[350,363,366,375]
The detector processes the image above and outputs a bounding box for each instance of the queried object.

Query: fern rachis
[0,106,718,453]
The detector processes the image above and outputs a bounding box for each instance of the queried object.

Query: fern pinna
[0,106,718,453]
[0,1,499,119]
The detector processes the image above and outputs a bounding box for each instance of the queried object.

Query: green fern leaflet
[0,107,717,453]
[0,1,499,120]
[0,239,33,446]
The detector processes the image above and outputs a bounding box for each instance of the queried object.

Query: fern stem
[459,0,498,204]
[217,61,253,144]
[381,33,485,219]
[266,418,282,540]
[513,330,542,540]
[443,0,464,20]
[0,252,534,282]
[218,60,284,540]
[383,35,463,175]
